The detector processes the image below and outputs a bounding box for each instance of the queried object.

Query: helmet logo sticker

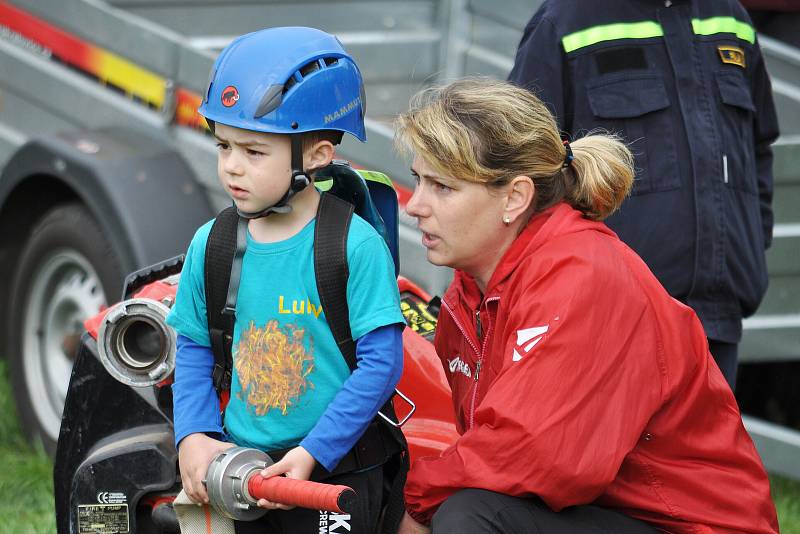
[221,86,240,107]
[324,96,361,124]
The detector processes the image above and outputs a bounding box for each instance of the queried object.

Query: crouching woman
[395,78,778,534]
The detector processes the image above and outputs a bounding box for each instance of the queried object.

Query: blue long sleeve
[300,323,404,471]
[172,334,224,447]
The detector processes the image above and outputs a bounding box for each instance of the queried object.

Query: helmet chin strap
[236,135,310,219]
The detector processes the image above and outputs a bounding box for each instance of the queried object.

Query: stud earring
[503,215,511,226]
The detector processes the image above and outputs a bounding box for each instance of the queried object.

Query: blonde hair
[395,77,634,221]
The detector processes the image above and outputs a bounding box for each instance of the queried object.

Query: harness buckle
[379,388,416,427]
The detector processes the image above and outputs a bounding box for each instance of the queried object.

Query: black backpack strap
[315,192,406,424]
[314,192,409,533]
[204,206,247,396]
[314,192,358,368]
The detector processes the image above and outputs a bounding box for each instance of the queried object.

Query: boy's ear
[305,140,335,172]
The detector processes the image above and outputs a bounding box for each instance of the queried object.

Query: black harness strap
[314,193,409,534]
[314,193,407,426]
[314,193,357,368]
[205,206,242,395]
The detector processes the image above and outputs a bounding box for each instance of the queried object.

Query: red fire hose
[247,473,356,513]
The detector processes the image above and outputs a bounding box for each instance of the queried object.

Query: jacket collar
[444,203,617,310]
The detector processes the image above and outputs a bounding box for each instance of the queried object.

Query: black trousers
[233,465,383,534]
[708,339,738,390]
[432,489,658,534]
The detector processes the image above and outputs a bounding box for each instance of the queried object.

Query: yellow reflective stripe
[356,170,395,189]
[562,21,663,53]
[95,49,167,108]
[316,171,394,192]
[315,179,334,192]
[692,17,755,44]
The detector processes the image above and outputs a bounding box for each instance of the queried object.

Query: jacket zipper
[441,299,480,356]
[468,296,499,429]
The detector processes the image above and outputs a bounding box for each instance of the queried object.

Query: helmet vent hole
[299,60,321,78]
[283,76,298,94]
[282,57,340,95]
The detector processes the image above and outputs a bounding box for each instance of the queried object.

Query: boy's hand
[398,512,431,534]
[178,433,234,504]
[256,446,317,510]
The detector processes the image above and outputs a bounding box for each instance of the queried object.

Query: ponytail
[565,133,634,220]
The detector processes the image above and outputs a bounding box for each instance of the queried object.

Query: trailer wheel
[9,203,124,455]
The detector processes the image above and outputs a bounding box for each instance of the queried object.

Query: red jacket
[404,203,778,533]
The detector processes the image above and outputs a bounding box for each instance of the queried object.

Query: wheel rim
[21,249,107,443]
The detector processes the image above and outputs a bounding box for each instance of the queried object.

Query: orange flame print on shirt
[235,320,314,416]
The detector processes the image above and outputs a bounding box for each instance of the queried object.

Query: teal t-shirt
[166,213,403,451]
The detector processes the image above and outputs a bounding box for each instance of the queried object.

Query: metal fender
[0,126,214,278]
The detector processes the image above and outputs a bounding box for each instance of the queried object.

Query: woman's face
[406,155,509,280]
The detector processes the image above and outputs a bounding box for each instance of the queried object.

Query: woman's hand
[256,446,317,510]
[398,511,431,534]
[178,433,235,504]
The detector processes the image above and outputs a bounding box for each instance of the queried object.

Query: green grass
[0,358,799,533]
[0,360,55,534]
[774,475,800,534]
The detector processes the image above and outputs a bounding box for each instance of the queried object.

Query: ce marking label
[97,491,127,504]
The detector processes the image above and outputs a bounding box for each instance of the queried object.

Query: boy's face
[214,124,294,213]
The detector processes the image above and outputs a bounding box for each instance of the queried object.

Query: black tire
[8,203,125,455]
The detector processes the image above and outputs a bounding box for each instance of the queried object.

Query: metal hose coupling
[97,298,176,387]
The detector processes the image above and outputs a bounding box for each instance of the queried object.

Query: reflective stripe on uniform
[691,17,755,44]
[562,21,663,53]
[562,17,755,53]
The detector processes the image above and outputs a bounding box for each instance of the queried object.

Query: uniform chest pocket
[715,71,757,194]
[587,76,679,195]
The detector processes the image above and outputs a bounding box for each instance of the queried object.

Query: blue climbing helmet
[199,26,366,141]
[199,27,367,217]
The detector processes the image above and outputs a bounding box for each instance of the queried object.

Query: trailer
[1,0,799,477]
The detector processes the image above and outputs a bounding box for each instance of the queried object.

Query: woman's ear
[305,140,335,172]
[504,175,535,225]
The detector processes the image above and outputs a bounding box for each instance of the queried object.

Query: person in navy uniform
[509,0,780,388]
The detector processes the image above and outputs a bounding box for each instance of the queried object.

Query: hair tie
[562,139,574,169]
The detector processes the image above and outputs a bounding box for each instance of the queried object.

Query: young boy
[166,27,405,533]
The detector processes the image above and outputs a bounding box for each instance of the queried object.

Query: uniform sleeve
[166,221,214,346]
[404,261,665,524]
[300,323,403,471]
[508,9,571,130]
[750,37,780,249]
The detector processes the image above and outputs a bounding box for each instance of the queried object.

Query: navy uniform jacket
[509,0,779,343]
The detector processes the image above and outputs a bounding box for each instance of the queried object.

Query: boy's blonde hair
[395,77,634,221]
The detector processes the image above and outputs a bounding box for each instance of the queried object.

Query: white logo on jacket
[512,325,549,362]
[448,355,472,378]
